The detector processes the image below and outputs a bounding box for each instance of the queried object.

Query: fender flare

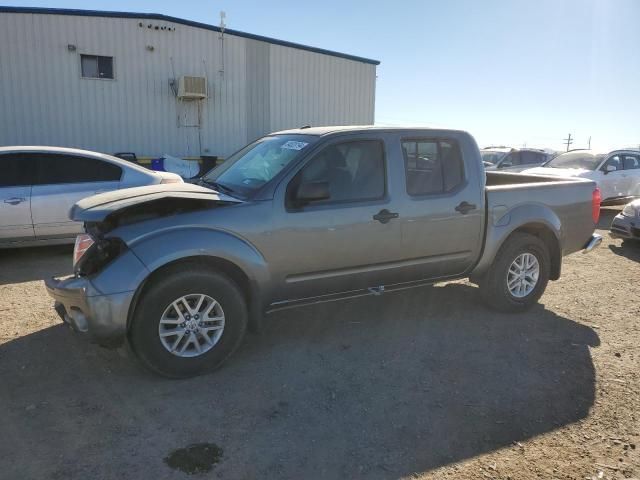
[471,203,563,279]
[126,226,271,331]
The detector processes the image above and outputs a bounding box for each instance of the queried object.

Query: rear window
[402,139,464,195]
[34,154,122,185]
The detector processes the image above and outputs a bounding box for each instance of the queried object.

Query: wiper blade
[201,179,237,196]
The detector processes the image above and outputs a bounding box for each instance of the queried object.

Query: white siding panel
[0,11,376,158]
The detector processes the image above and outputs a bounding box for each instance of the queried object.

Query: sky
[7,0,640,151]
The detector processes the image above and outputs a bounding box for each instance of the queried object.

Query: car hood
[70,183,242,222]
[523,166,591,177]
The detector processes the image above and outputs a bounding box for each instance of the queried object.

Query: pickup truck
[46,126,602,378]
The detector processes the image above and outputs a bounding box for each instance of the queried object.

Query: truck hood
[70,183,242,223]
[522,166,591,177]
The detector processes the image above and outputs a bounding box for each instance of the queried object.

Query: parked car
[46,126,602,377]
[481,147,548,172]
[610,199,640,243]
[0,146,182,248]
[524,149,640,205]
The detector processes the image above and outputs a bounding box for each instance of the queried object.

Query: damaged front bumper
[45,275,134,348]
[610,213,640,241]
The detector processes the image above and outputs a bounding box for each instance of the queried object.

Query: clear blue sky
[8,0,640,150]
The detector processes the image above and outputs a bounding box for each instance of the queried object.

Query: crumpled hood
[70,183,242,222]
[522,166,591,177]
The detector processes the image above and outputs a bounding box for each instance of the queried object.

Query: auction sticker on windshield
[281,141,309,150]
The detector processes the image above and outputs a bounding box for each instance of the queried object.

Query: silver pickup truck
[46,126,602,377]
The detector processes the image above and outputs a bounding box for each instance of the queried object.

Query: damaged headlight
[73,234,127,276]
[622,203,639,218]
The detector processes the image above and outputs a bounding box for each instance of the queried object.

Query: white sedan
[524,149,640,205]
[0,146,182,248]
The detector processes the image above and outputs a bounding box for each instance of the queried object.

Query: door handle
[3,197,26,205]
[455,201,477,214]
[373,209,399,224]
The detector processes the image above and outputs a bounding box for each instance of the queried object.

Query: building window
[80,54,114,79]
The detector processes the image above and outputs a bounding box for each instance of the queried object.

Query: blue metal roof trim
[0,6,381,65]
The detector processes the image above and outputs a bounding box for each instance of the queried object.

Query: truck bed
[471,171,597,277]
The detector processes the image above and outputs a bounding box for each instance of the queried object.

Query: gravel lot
[0,208,638,480]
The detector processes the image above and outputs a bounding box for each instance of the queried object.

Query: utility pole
[563,133,573,151]
[588,136,591,149]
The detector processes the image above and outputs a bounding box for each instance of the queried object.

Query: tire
[478,233,550,312]
[129,265,248,378]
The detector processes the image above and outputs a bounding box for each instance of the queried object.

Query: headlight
[73,234,127,276]
[73,234,95,267]
[622,203,639,217]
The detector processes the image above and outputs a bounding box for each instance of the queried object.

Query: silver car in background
[482,147,549,172]
[0,146,182,248]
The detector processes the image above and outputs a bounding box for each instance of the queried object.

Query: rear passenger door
[395,136,484,281]
[31,153,122,239]
[0,154,35,242]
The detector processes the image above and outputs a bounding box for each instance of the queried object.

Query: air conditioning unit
[177,76,207,100]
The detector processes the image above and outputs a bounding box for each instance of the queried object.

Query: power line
[563,133,573,151]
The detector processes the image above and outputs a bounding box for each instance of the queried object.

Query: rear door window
[402,139,464,195]
[0,154,35,187]
[34,154,122,185]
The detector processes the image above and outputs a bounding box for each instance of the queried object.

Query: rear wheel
[478,233,550,312]
[129,266,248,378]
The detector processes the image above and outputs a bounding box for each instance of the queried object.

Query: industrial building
[0,7,379,161]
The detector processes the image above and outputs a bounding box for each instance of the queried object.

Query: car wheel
[479,233,550,312]
[129,265,248,378]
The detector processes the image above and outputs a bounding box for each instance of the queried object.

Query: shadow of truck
[0,283,598,479]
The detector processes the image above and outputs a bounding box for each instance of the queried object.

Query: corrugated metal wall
[0,12,376,158]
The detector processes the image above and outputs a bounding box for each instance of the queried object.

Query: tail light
[592,187,601,224]
[73,234,95,267]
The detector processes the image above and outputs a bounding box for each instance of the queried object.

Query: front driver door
[598,155,627,201]
[266,137,402,302]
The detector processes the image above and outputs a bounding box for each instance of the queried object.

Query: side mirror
[604,164,617,173]
[500,161,512,169]
[294,182,330,205]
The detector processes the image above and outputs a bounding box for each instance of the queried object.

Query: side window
[34,154,122,185]
[0,154,35,187]
[521,151,540,165]
[401,139,464,195]
[605,155,622,171]
[622,155,640,170]
[502,152,521,167]
[292,140,385,204]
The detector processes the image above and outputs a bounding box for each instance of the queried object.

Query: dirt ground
[0,208,638,480]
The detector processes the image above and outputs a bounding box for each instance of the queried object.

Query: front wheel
[478,233,550,312]
[129,266,248,378]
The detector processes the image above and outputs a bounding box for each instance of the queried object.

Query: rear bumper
[45,275,134,347]
[582,233,603,253]
[610,213,640,240]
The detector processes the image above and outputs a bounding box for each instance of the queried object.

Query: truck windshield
[202,135,317,198]
[481,151,507,165]
[544,151,605,170]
